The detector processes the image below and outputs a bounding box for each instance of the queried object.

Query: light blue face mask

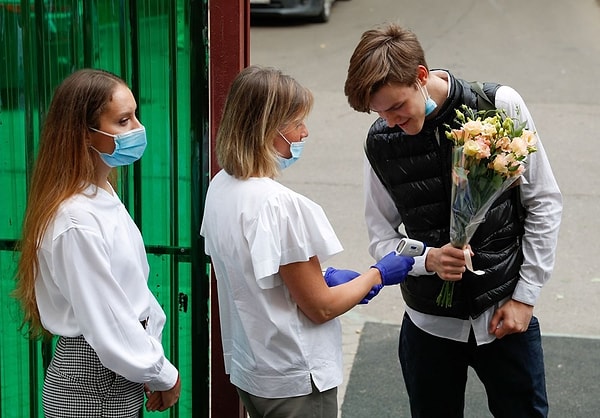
[418,83,437,116]
[90,126,147,167]
[277,130,306,170]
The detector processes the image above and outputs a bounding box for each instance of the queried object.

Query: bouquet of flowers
[436,105,537,308]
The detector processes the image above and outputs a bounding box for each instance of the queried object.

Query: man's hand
[425,243,471,281]
[489,299,534,339]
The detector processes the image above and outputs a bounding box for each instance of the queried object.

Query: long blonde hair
[14,69,126,339]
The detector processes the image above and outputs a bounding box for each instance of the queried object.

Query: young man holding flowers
[344,22,562,417]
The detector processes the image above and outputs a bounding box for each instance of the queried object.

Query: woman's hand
[145,375,181,412]
[159,375,181,411]
[144,385,163,412]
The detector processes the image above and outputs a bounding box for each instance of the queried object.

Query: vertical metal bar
[28,342,37,418]
[127,7,144,415]
[168,1,180,417]
[70,0,81,69]
[33,0,46,109]
[28,339,52,418]
[82,0,93,67]
[129,0,142,225]
[27,1,46,415]
[190,0,209,415]
[21,0,34,185]
[208,0,250,416]
[116,0,130,206]
[118,0,130,81]
[128,0,139,112]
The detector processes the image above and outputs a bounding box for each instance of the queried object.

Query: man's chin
[399,124,422,135]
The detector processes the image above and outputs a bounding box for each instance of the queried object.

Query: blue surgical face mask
[90,126,147,167]
[418,83,437,116]
[277,130,305,170]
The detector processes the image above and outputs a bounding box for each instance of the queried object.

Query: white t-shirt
[201,170,344,398]
[35,184,178,391]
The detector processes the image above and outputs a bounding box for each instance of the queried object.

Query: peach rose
[510,136,529,157]
[491,153,510,175]
[462,120,484,138]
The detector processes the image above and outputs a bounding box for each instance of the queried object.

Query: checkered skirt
[42,335,144,417]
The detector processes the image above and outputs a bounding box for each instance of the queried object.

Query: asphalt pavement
[250,0,600,416]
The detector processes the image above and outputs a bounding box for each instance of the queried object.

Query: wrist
[368,266,384,286]
[169,374,181,393]
[424,247,438,273]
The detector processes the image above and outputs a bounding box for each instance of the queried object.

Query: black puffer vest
[365,72,525,319]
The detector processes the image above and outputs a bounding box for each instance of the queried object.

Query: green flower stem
[436,281,455,308]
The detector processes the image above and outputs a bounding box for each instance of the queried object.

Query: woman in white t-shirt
[201,65,415,418]
[13,69,180,416]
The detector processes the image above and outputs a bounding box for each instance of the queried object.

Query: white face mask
[277,130,306,169]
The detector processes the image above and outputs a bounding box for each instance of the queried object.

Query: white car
[250,0,343,23]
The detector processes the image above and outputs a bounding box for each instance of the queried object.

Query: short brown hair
[345,23,427,113]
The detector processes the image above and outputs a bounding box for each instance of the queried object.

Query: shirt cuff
[147,359,179,392]
[512,279,542,306]
[410,247,436,276]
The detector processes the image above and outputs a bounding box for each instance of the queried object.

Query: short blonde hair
[216,65,313,179]
[345,23,427,113]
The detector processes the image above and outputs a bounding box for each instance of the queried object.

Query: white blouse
[35,184,178,391]
[201,170,344,398]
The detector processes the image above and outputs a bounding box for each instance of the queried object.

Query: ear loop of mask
[276,129,305,169]
[277,129,291,146]
[418,82,437,116]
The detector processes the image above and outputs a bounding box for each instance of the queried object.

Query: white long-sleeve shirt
[364,85,563,345]
[35,184,178,390]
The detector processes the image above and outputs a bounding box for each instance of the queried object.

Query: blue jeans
[398,312,548,418]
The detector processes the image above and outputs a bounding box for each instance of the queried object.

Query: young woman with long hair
[14,68,180,417]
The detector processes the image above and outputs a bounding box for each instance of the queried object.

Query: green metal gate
[0,0,210,416]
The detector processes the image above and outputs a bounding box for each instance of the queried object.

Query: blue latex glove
[371,251,415,286]
[324,267,377,304]
[324,267,360,287]
[361,283,383,304]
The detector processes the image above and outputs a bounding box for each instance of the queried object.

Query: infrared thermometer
[395,238,426,257]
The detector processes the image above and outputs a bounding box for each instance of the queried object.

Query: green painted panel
[0,0,209,416]
[0,109,27,241]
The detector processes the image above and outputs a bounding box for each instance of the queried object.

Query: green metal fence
[0,0,210,416]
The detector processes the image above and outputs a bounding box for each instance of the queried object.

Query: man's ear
[416,65,430,86]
